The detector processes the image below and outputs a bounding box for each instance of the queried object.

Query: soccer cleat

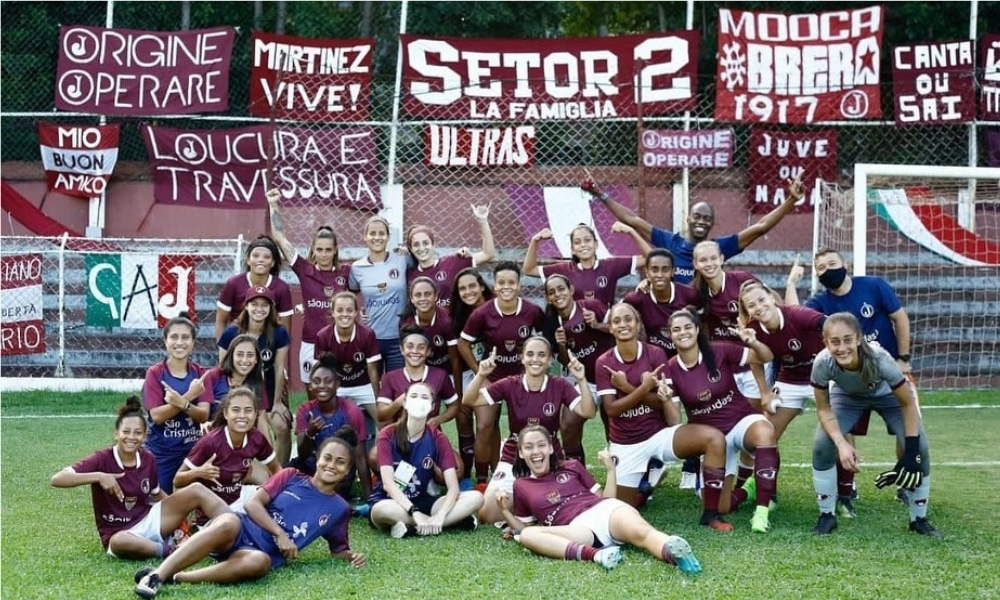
[134,572,162,599]
[390,521,416,539]
[813,512,838,535]
[700,511,734,532]
[352,503,371,519]
[679,471,698,490]
[474,481,489,494]
[750,505,771,533]
[742,477,757,504]
[593,545,623,570]
[909,517,944,538]
[455,514,478,532]
[663,535,702,574]
[837,495,857,519]
[134,566,154,585]
[459,478,474,491]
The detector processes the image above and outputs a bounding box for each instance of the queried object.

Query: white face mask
[406,398,433,420]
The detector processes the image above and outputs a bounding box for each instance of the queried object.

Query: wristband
[597,193,610,203]
[898,354,911,362]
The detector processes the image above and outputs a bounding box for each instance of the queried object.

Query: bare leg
[269,403,293,466]
[433,491,485,526]
[767,407,800,442]
[150,513,243,581]
[473,404,500,483]
[174,549,271,584]
[560,408,587,462]
[159,482,230,537]
[518,525,598,559]
[108,532,163,559]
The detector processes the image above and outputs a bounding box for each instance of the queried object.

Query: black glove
[874,468,898,489]
[895,436,923,490]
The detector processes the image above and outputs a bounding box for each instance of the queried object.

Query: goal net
[815,164,1000,390]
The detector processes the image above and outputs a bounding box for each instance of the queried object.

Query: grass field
[3,389,999,600]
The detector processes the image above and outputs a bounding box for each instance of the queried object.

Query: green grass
[2,390,999,600]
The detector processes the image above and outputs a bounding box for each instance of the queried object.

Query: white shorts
[484,461,515,505]
[571,379,601,408]
[106,501,164,557]
[609,426,680,488]
[299,342,316,385]
[735,362,776,399]
[569,498,631,548]
[725,414,771,476]
[339,384,376,407]
[230,484,259,513]
[462,369,475,390]
[773,381,813,412]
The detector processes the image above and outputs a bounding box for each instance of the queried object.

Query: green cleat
[750,505,771,533]
[742,477,756,504]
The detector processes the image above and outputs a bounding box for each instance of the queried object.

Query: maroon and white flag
[142,124,383,210]
[892,40,975,125]
[0,254,46,356]
[55,25,235,116]
[640,129,735,169]
[748,129,837,213]
[716,6,883,123]
[401,32,699,121]
[425,125,536,167]
[249,31,373,121]
[981,34,1000,120]
[38,123,120,198]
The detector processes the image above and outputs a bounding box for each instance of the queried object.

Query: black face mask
[818,267,847,290]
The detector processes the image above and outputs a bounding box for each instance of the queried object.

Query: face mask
[818,267,847,290]
[407,398,433,420]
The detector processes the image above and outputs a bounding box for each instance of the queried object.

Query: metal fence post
[56,232,69,377]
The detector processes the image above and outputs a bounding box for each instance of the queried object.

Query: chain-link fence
[2,1,998,388]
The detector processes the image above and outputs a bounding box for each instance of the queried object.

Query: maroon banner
[640,129,734,169]
[716,6,883,123]
[748,129,837,213]
[981,34,1000,120]
[38,123,120,198]
[249,31,373,121]
[425,125,536,167]
[892,40,975,125]
[401,32,699,121]
[1,254,46,356]
[55,25,235,116]
[142,124,383,210]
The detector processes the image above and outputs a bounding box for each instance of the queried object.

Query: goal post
[816,163,1000,390]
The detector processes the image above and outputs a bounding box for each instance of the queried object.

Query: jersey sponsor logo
[597,276,609,288]
[860,302,875,318]
[788,338,802,351]
[505,340,516,352]
[572,341,599,359]
[620,404,652,419]
[688,391,735,416]
[546,490,561,504]
[423,456,434,469]
[102,512,132,524]
[527,418,540,427]
[292,522,308,538]
[124,496,137,511]
[323,286,335,297]
[697,389,713,402]
[556,472,571,484]
[542,402,556,417]
[584,291,595,299]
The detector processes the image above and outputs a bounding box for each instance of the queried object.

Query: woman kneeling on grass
[494,424,701,574]
[368,382,484,538]
[134,426,366,598]
[50,396,230,559]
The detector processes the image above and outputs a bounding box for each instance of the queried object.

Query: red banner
[981,34,1000,120]
[715,6,883,123]
[1,254,46,356]
[157,255,196,327]
[892,40,975,125]
[249,31,373,121]
[424,125,536,167]
[55,25,235,116]
[38,123,120,198]
[142,124,383,210]
[640,129,734,169]
[748,129,837,213]
[401,32,699,121]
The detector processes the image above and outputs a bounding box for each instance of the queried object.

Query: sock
[701,467,726,512]
[682,456,700,474]
[836,462,856,499]
[907,476,931,520]
[813,466,837,514]
[753,446,779,508]
[729,488,748,512]
[475,460,490,484]
[660,542,677,565]
[459,435,476,479]
[565,541,598,562]
[736,461,754,489]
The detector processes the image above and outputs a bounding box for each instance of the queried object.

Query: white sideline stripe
[582,461,1000,470]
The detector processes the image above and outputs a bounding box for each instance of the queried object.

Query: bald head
[687,202,715,242]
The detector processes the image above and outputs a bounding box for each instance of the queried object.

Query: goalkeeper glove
[895,436,923,490]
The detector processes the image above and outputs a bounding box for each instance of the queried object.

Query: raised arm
[470,203,496,265]
[611,221,653,267]
[785,254,805,306]
[737,175,805,250]
[582,180,652,241]
[522,228,552,278]
[266,189,297,264]
[888,307,912,373]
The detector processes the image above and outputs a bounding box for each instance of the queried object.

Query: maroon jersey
[217,273,295,322]
[753,305,827,385]
[538,257,637,308]
[552,299,614,384]
[512,459,603,526]
[184,427,276,506]
[595,343,670,445]
[666,342,755,434]
[401,307,458,370]
[377,365,458,417]
[461,299,545,382]
[71,446,160,549]
[484,375,580,462]
[623,283,702,357]
[408,254,473,309]
[314,324,382,387]
[290,254,351,343]
[703,271,757,343]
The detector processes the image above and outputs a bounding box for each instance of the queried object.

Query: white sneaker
[390,521,411,539]
[679,471,698,490]
[594,545,623,570]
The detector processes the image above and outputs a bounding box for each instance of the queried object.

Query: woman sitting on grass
[51,396,230,559]
[134,426,366,598]
[368,382,484,538]
[494,424,701,574]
